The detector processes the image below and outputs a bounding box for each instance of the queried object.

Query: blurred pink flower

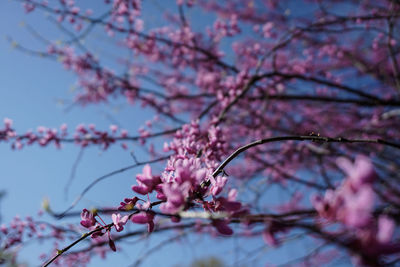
[112,213,128,232]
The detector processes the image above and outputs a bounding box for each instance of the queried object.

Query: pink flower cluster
[211,14,241,42]
[312,155,400,260]
[73,123,127,149]
[0,215,68,264]
[131,164,162,195]
[47,46,125,104]
[161,158,209,213]
[204,189,246,235]
[98,121,240,238]
[312,156,377,227]
[111,0,141,24]
[0,118,130,150]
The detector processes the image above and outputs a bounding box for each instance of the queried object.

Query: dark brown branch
[212,135,400,178]
[64,222,198,257]
[251,94,400,106]
[268,72,383,101]
[64,148,85,200]
[42,223,113,267]
[50,209,316,263]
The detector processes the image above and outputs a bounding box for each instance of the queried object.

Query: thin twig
[64,148,85,200]
[53,156,170,218]
[42,223,113,267]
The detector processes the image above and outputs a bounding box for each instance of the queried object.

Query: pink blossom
[262,229,278,247]
[212,219,233,235]
[109,124,118,133]
[377,215,395,244]
[23,2,35,13]
[112,213,128,232]
[131,211,155,232]
[210,175,227,196]
[160,181,191,213]
[313,155,377,229]
[118,197,139,211]
[132,164,161,195]
[342,185,374,228]
[336,155,376,189]
[4,118,13,129]
[80,209,96,228]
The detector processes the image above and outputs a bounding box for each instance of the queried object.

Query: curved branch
[212,135,400,178]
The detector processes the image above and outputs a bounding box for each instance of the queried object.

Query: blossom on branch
[112,213,129,232]
[80,209,97,228]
